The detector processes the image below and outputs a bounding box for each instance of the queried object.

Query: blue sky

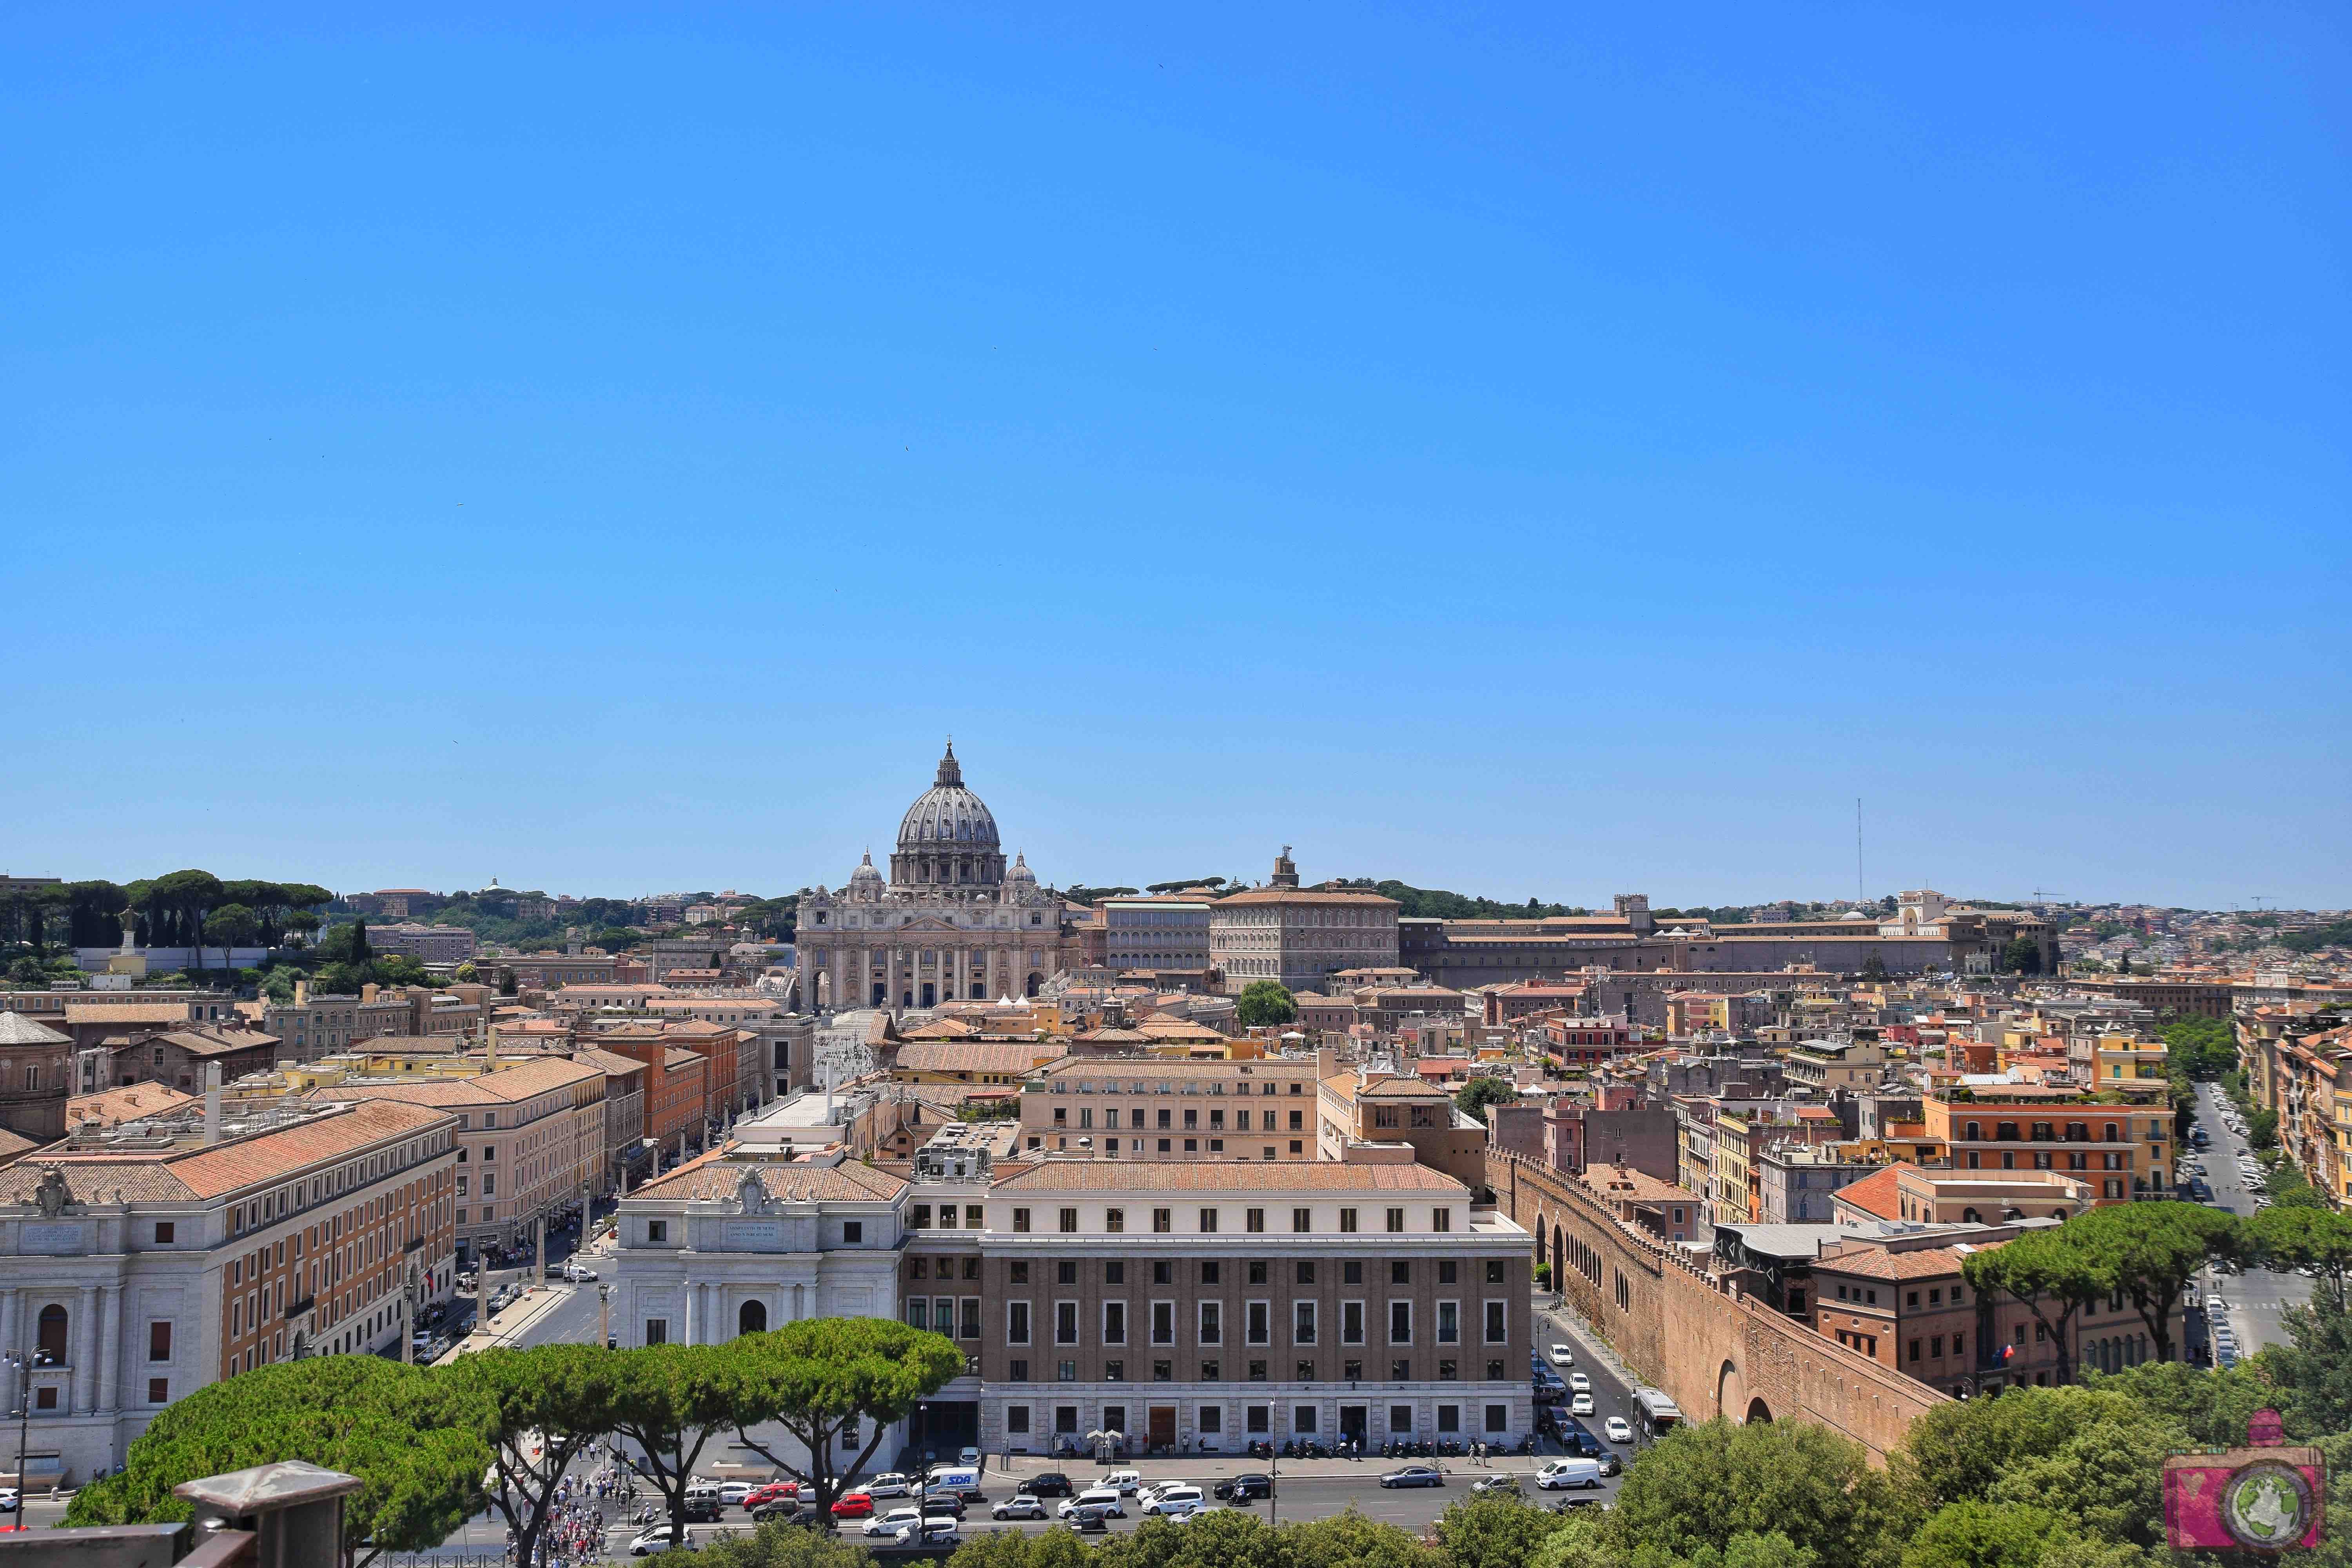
[4,5,2345,909]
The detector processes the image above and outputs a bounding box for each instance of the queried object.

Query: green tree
[607,1345,781,1547]
[2246,1206,2352,1313]
[1999,936,2042,976]
[202,903,260,962]
[1900,1501,2076,1568]
[1860,953,1890,981]
[65,1357,488,1568]
[673,1522,880,1567]
[1604,1418,1912,1568]
[149,869,226,951]
[445,1345,628,1568]
[1455,1076,1520,1127]
[1433,1493,1581,1568]
[2265,1297,2352,1438]
[1234,981,1297,1028]
[454,960,479,983]
[2058,1201,2238,1363]
[730,1319,965,1519]
[1961,1229,2105,1383]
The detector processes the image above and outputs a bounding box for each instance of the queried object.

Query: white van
[1106,1469,1143,1495]
[1536,1457,1603,1490]
[1142,1485,1205,1515]
[926,1465,984,1499]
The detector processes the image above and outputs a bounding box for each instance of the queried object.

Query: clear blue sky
[5,5,2346,910]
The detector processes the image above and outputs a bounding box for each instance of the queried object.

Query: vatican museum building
[799,745,1079,1010]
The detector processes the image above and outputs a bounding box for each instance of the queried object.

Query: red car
[745,1482,799,1508]
[831,1491,875,1519]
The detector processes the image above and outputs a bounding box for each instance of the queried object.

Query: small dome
[1006,852,1036,886]
[850,851,884,887]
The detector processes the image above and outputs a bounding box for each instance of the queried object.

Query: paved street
[2190,1082,2311,1354]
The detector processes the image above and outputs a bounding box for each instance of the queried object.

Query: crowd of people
[501,1444,640,1567]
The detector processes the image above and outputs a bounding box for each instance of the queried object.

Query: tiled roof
[63,1002,191,1025]
[896,1042,1067,1074]
[573,1048,648,1080]
[900,1018,978,1040]
[0,1100,450,1206]
[330,1056,602,1107]
[1039,1057,1308,1080]
[1813,1240,2002,1281]
[1577,1166,1692,1203]
[0,1127,41,1164]
[1832,1164,1906,1220]
[152,1029,281,1058]
[991,1160,1467,1193]
[1213,889,1400,907]
[0,1011,72,1046]
[630,1156,906,1203]
[69,1083,198,1128]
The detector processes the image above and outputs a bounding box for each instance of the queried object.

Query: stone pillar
[73,1286,96,1415]
[98,1287,120,1412]
[0,1287,18,1358]
[684,1283,698,1346]
[955,948,968,1001]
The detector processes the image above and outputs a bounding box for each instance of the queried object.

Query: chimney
[203,1063,223,1145]
[292,978,308,1007]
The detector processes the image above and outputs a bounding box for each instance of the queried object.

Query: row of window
[1008,1296,1508,1348]
[1013,1205,1452,1235]
[1003,1401,1506,1439]
[1056,1107,1305,1131]
[1011,1258,1499,1287]
[1953,1120,2156,1143]
[1004,1357,1515,1386]
[1054,1080,1306,1096]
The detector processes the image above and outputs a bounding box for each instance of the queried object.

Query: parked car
[1598,1451,1623,1477]
[1018,1472,1075,1498]
[1471,1474,1523,1496]
[716,1481,759,1507]
[1172,1504,1230,1525]
[1107,1469,1143,1495]
[1380,1466,1446,1489]
[744,1483,799,1509]
[1214,1474,1274,1502]
[830,1492,875,1519]
[1548,1343,1577,1368]
[0,1491,18,1515]
[958,1446,982,1468]
[750,1501,813,1525]
[1068,1502,1120,1532]
[992,1496,1052,1521]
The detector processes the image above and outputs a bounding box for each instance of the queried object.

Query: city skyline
[5,9,2345,907]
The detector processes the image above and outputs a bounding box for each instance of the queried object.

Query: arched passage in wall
[1745,1397,1774,1424]
[1553,1225,1565,1283]
[1716,1358,1747,1422]
[739,1300,768,1336]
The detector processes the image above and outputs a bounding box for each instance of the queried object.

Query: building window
[1056,1302,1078,1345]
[1008,1302,1031,1345]
[1386,1208,1405,1234]
[1247,1301,1270,1345]
[1294,1302,1317,1344]
[1340,1208,1358,1233]
[1199,1208,1219,1233]
[36,1305,68,1362]
[1153,1208,1172,1233]
[1390,1301,1412,1344]
[154,1223,175,1245]
[1107,1208,1124,1233]
[149,1322,172,1361]
[645,1319,669,1345]
[147,1377,169,1405]
[1433,1208,1452,1233]
[1200,1302,1222,1344]
[1058,1208,1078,1234]
[1438,1302,1460,1344]
[1103,1302,1126,1345]
[1013,1208,1031,1234]
[1484,1301,1506,1343]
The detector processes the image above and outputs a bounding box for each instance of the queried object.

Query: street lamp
[4,1351,52,1493]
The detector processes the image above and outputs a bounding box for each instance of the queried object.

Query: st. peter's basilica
[797,744,1079,1010]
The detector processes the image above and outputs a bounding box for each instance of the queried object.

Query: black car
[1018,1472,1075,1498]
[920,1490,967,1518]
[1069,1502,1118,1532]
[751,1501,817,1526]
[1214,1474,1274,1502]
[682,1496,723,1524]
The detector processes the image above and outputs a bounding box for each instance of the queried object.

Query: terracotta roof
[329,1056,602,1107]
[663,1049,707,1071]
[0,1100,451,1206]
[152,1028,281,1058]
[895,1041,1067,1074]
[1213,889,1400,907]
[1038,1057,1310,1080]
[573,1048,648,1081]
[69,1083,199,1129]
[900,1017,979,1040]
[991,1160,1467,1193]
[63,1002,191,1025]
[1831,1164,1906,1221]
[0,1127,41,1165]
[1813,1239,2004,1281]
[631,1156,906,1203]
[1576,1166,1692,1204]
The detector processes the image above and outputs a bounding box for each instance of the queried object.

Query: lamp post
[4,1351,51,1492]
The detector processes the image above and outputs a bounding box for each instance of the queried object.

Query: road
[2190,1082,2311,1354]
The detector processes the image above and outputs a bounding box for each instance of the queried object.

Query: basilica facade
[799,744,1077,1011]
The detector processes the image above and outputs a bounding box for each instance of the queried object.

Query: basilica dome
[889,743,1009,892]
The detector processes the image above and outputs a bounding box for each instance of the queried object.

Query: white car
[0,1489,18,1514]
[628,1528,686,1556]
[866,1473,914,1499]
[1059,1487,1126,1519]
[864,1507,927,1538]
[1570,1392,1596,1416]
[717,1481,756,1506]
[895,1519,960,1547]
[1107,1469,1143,1495]
[1548,1343,1577,1368]
[1172,1504,1229,1524]
[1141,1487,1205,1515]
[1147,1497,1208,1519]
[1603,1416,1634,1444]
[1568,1372,1592,1394]
[992,1496,1051,1521]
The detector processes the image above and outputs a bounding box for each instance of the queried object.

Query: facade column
[684,1282,698,1346]
[955,947,968,1002]
[98,1287,121,1413]
[0,1288,17,1358]
[73,1286,97,1415]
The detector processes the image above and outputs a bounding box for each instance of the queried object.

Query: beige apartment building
[1210,852,1400,997]
[332,1057,606,1260]
[0,1096,458,1483]
[975,1160,1532,1457]
[1019,1055,1326,1160]
[1316,1072,1488,1190]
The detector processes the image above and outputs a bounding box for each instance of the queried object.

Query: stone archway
[1553,1225,1565,1282]
[1745,1397,1773,1424]
[739,1300,768,1337]
[1716,1358,1746,1421]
